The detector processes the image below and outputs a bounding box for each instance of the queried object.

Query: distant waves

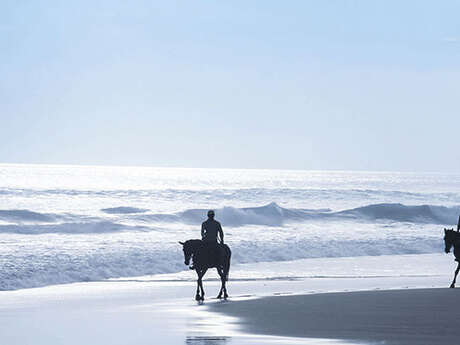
[0,202,458,234]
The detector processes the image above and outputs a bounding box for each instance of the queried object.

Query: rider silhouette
[201,210,224,244]
[189,210,223,269]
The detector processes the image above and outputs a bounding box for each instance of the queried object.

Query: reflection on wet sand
[186,336,230,345]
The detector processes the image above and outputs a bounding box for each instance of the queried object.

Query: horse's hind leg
[223,283,228,299]
[217,268,224,299]
[217,267,228,299]
[222,279,228,299]
[450,262,460,288]
[223,250,230,299]
[195,273,201,301]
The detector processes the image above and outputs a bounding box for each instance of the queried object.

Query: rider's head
[207,210,215,219]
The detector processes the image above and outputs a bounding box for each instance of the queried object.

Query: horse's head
[179,240,193,266]
[444,228,456,253]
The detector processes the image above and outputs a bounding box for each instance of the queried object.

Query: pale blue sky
[1,1,459,171]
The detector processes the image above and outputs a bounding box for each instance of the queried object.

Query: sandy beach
[211,288,460,345]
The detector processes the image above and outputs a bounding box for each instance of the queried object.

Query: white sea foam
[0,228,442,290]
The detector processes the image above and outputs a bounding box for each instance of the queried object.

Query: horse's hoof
[217,294,222,299]
[200,296,205,301]
[195,295,201,301]
[224,294,228,300]
[450,284,455,288]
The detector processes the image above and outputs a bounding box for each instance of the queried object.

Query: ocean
[1,163,459,290]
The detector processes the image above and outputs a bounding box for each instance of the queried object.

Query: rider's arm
[201,222,206,239]
[218,222,224,244]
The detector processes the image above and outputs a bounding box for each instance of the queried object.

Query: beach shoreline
[0,254,455,345]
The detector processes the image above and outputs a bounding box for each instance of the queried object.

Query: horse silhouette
[179,240,231,301]
[444,227,460,288]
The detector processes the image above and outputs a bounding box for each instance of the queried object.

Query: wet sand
[0,278,347,345]
[211,288,460,345]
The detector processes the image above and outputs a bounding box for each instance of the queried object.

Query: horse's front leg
[450,262,460,288]
[195,270,201,301]
[198,268,207,300]
[222,274,228,300]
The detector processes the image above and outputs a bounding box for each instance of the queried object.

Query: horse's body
[180,239,231,301]
[444,228,460,288]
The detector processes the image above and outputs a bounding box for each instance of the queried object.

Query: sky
[1,1,459,172]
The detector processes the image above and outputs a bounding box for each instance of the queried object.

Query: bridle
[180,241,194,266]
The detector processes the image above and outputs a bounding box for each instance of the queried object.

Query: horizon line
[0,161,455,175]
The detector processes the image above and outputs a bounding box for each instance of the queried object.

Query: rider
[201,210,224,244]
[200,210,224,266]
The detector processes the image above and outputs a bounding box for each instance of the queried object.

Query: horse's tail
[224,244,231,282]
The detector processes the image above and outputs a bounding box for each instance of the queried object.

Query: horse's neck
[189,240,203,254]
[453,233,460,247]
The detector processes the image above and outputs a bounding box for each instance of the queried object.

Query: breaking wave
[141,202,460,227]
[337,203,460,224]
[0,209,58,223]
[0,202,458,234]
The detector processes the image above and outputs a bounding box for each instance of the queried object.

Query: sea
[1,163,460,291]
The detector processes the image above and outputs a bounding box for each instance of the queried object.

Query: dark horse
[179,240,231,301]
[444,226,460,288]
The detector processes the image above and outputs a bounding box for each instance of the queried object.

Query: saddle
[202,241,225,266]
